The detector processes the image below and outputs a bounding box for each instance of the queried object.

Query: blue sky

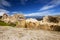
[0,0,60,16]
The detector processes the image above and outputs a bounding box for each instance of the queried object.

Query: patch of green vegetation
[0,20,16,27]
[0,20,9,26]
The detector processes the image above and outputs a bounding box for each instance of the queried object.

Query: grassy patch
[0,20,16,27]
[0,20,9,26]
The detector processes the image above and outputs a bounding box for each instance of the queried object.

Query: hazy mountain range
[25,16,44,20]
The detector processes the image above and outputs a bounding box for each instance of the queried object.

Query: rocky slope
[0,26,60,40]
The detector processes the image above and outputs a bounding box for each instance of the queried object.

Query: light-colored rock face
[39,16,60,31]
[1,13,10,23]
[14,14,26,28]
[16,19,26,28]
[1,13,25,23]
[16,18,40,29]
[43,16,59,23]
[26,18,39,29]
[41,16,60,26]
[13,14,25,19]
[2,13,9,19]
[10,14,25,23]
[26,18,38,23]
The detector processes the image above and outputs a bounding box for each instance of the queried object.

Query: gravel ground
[0,26,60,40]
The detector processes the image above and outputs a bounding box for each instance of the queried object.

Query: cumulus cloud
[0,0,11,8]
[40,0,60,11]
[0,9,9,16]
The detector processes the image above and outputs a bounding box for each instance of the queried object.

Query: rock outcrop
[39,16,60,31]
[16,19,26,28]
[1,13,10,23]
[1,13,60,31]
[43,16,59,23]
[16,14,26,28]
[26,18,40,29]
[1,13,25,24]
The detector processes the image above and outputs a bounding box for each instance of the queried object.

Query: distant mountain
[25,16,44,21]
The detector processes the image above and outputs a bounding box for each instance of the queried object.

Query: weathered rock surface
[39,16,60,31]
[26,18,39,29]
[1,13,25,23]
[42,16,60,23]
[0,26,60,40]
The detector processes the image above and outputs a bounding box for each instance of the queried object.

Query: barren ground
[0,26,60,40]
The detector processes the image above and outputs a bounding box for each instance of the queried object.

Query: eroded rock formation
[39,16,60,31]
[1,13,25,24]
[26,18,40,29]
[43,16,59,23]
[1,13,10,23]
[1,13,60,31]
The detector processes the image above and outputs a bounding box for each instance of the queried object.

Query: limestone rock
[16,19,26,28]
[1,13,10,23]
[26,18,40,29]
[39,16,60,31]
[16,14,26,28]
[1,13,25,24]
[43,16,59,23]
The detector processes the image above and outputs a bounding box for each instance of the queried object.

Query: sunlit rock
[39,16,60,31]
[1,13,10,23]
[26,18,39,29]
[16,14,26,28]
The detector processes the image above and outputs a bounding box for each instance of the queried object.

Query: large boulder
[16,19,26,28]
[1,13,10,23]
[15,14,26,28]
[26,18,40,29]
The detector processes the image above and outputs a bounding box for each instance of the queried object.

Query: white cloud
[0,9,9,16]
[40,5,55,11]
[24,10,60,16]
[0,0,11,8]
[40,0,60,11]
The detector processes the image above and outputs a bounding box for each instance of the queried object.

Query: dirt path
[0,26,60,40]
